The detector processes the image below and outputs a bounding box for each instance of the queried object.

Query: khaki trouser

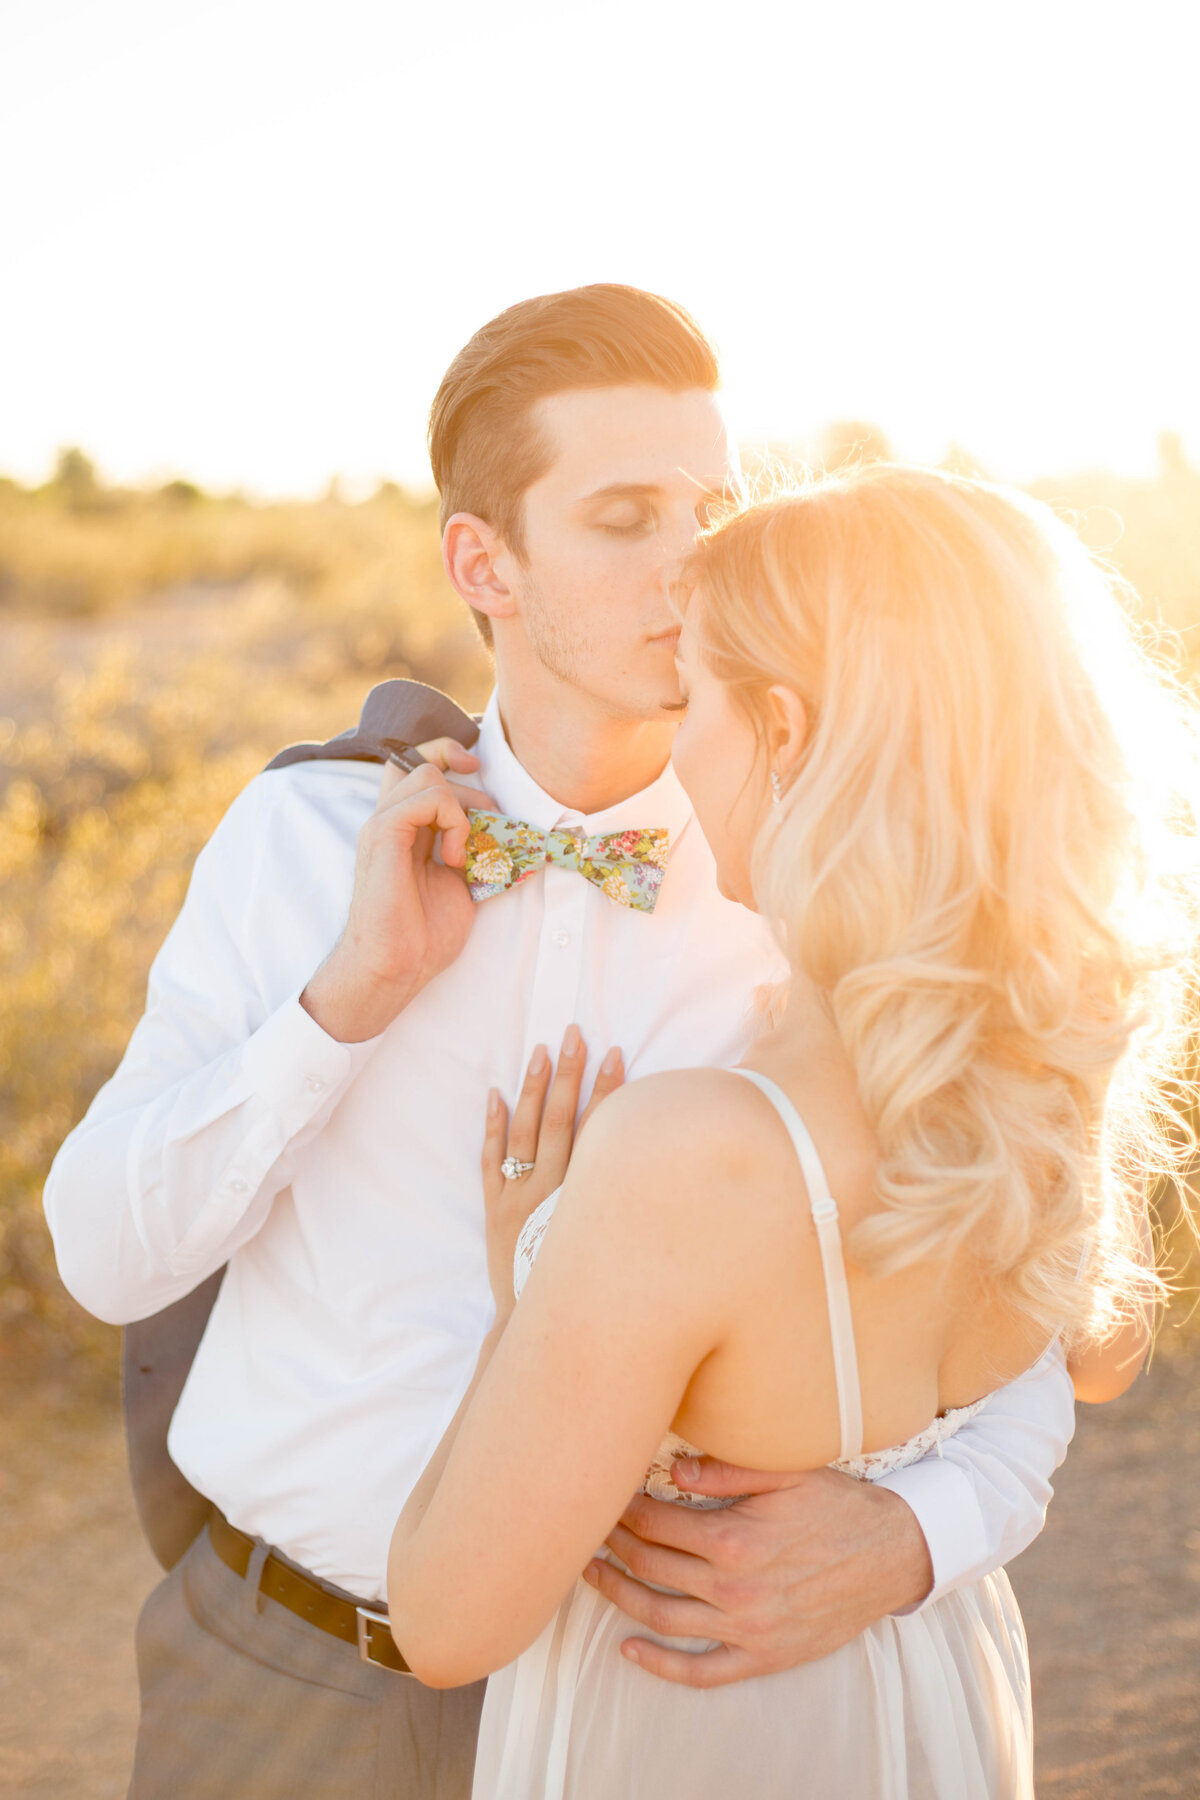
[129,1524,485,1799]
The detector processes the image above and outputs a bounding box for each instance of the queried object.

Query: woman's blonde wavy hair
[688,464,1200,1345]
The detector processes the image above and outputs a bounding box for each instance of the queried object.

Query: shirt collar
[474,691,693,845]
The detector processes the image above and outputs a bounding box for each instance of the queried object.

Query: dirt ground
[1,1345,1197,1798]
[1009,1340,1200,1797]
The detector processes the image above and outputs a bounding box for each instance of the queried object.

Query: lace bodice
[512,1190,558,1298]
[512,1187,987,1508]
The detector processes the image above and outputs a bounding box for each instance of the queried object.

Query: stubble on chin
[519,575,684,725]
[520,572,594,692]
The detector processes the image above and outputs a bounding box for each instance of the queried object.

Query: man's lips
[647,627,682,647]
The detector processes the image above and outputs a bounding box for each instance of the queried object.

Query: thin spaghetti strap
[730,1069,865,1462]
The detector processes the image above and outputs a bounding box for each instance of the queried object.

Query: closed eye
[599,513,656,538]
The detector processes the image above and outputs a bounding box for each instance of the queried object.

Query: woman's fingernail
[673,1458,700,1484]
[601,1047,622,1076]
[583,1560,600,1585]
[487,1087,500,1118]
[622,1644,641,1665]
[563,1024,582,1057]
[529,1045,549,1075]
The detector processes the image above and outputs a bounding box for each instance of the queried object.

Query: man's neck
[493,676,677,815]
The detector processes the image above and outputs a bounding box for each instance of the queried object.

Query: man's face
[501,385,738,721]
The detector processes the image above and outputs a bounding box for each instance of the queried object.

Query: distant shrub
[158,478,204,505]
[51,446,100,510]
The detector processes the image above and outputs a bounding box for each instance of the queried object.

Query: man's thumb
[670,1454,807,1499]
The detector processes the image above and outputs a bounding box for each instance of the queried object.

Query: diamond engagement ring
[501,1156,537,1181]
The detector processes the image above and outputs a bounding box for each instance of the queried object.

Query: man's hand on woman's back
[584,1461,933,1686]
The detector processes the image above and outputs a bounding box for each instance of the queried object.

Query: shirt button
[305,1075,325,1093]
[553,930,570,948]
[228,1177,247,1193]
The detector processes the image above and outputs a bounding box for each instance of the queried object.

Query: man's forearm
[301,948,422,1044]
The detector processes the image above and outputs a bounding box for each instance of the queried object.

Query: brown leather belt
[208,1509,413,1675]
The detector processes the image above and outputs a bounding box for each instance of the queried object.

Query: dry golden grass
[1,477,443,618]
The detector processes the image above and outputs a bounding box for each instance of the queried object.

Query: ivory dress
[471,1070,1035,1799]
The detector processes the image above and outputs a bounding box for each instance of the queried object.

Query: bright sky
[2,0,1196,497]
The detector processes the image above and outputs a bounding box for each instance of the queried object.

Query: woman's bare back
[636,1044,1052,1479]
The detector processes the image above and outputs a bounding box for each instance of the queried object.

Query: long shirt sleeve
[44,772,382,1324]
[876,1341,1075,1606]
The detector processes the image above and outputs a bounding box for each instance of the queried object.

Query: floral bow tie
[464,812,670,913]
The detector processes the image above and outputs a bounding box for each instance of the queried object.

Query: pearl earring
[770,769,782,807]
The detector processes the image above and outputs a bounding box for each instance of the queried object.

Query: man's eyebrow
[578,481,663,504]
[578,478,731,504]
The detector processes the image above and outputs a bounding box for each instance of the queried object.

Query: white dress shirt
[45,693,1074,1603]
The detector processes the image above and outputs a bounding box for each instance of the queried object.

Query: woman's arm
[394,1031,623,1548]
[1067,1205,1157,1403]
[1067,1305,1152,1402]
[387,1069,743,1689]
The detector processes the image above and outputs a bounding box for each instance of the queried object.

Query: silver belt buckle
[355,1603,413,1676]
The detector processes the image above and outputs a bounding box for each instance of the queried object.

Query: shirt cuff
[238,990,385,1133]
[872,1456,989,1614]
[164,994,385,1271]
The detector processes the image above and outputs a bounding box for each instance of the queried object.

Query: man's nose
[656,511,702,577]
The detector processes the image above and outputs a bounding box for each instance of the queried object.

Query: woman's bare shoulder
[570,1066,805,1238]
[551,1069,801,1327]
[581,1066,768,1162]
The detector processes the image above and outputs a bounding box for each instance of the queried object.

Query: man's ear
[442,514,518,628]
[763,684,808,779]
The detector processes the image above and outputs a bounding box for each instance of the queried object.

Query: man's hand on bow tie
[412,737,482,778]
[300,741,497,1044]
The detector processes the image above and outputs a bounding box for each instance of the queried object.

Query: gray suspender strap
[732,1068,865,1462]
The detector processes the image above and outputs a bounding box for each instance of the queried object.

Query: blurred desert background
[4,1,1199,1794]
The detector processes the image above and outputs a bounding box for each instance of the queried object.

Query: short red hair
[429,284,721,643]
